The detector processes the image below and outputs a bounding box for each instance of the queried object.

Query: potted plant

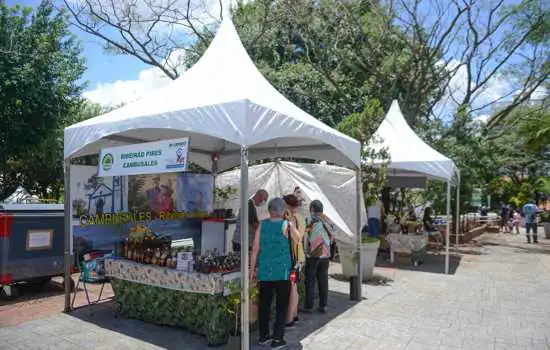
[540,211,550,239]
[340,235,381,281]
[223,281,259,350]
[214,186,237,218]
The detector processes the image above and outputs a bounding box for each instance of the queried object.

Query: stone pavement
[0,275,114,327]
[1,231,549,349]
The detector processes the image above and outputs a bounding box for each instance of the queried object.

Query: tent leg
[240,147,250,350]
[445,181,451,275]
[64,159,72,312]
[455,174,461,247]
[352,168,362,300]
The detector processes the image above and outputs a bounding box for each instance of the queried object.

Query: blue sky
[8,0,149,91]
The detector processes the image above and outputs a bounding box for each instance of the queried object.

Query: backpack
[306,217,332,258]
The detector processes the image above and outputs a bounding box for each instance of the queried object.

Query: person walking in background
[250,198,299,349]
[523,199,538,244]
[304,200,333,313]
[500,203,510,233]
[233,189,269,252]
[512,209,521,235]
[480,205,488,222]
[282,194,305,329]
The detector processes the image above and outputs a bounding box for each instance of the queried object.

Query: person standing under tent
[250,198,299,349]
[303,200,333,313]
[282,194,305,329]
[523,199,538,244]
[232,189,269,252]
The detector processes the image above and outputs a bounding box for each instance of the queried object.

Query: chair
[71,252,112,314]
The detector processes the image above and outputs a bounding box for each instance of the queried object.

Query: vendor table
[105,258,239,345]
[386,233,428,267]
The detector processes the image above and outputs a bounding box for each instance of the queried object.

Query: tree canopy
[2,0,548,209]
[0,1,86,199]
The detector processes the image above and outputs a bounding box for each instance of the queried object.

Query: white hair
[268,197,285,217]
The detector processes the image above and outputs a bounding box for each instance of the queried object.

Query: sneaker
[318,306,327,313]
[285,321,295,329]
[259,336,272,345]
[271,339,288,349]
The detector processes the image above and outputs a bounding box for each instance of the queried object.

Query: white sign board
[26,230,53,250]
[176,252,194,271]
[98,137,189,177]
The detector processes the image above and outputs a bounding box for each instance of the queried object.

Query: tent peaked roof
[64,18,360,170]
[370,100,458,182]
[2,186,35,204]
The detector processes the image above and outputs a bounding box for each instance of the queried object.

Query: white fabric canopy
[64,18,360,170]
[369,100,458,182]
[1,186,35,204]
[216,161,367,245]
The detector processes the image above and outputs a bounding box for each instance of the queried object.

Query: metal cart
[0,204,72,300]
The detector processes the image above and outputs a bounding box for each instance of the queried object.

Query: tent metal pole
[240,146,250,350]
[455,174,461,248]
[445,181,451,275]
[63,158,72,312]
[353,168,362,300]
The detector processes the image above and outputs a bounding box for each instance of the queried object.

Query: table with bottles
[105,236,242,345]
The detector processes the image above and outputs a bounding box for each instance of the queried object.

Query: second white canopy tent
[369,100,461,274]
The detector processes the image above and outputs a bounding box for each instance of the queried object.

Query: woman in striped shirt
[303,200,334,313]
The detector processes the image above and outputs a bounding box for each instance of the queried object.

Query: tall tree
[0,1,86,199]
[63,0,449,128]
[4,101,105,201]
[389,0,549,127]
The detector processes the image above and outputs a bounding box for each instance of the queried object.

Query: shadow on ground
[478,239,550,255]
[375,252,462,275]
[0,279,67,307]
[67,290,359,349]
[329,273,394,286]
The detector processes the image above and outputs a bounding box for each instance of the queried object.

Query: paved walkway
[1,231,549,349]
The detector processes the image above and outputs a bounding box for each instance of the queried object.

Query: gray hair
[268,197,286,217]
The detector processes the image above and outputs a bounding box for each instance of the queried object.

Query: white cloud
[434,59,548,123]
[434,59,516,120]
[473,114,490,123]
[84,49,186,106]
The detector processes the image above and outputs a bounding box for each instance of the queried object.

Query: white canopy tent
[369,100,461,274]
[63,17,362,349]
[1,186,36,204]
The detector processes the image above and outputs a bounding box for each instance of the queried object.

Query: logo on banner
[101,153,114,171]
[176,148,185,164]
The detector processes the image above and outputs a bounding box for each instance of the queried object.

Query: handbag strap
[286,220,296,268]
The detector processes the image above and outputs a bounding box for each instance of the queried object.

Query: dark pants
[232,241,240,252]
[259,280,291,341]
[232,242,252,253]
[526,222,538,243]
[330,241,337,261]
[305,257,329,310]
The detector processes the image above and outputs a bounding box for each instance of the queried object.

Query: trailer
[0,204,73,300]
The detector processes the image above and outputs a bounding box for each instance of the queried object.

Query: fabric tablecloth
[105,258,239,295]
[386,234,428,254]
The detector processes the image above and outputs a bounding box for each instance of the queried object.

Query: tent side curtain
[216,161,367,245]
